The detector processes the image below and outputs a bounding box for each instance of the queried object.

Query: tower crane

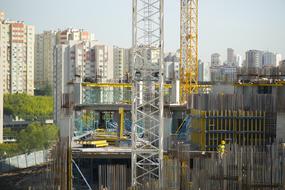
[131,0,198,188]
[131,0,164,188]
[180,0,199,103]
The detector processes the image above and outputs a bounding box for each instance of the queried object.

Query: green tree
[42,124,59,149]
[35,84,53,96]
[43,84,52,96]
[0,143,18,158]
[3,128,17,139]
[17,123,59,153]
[3,93,53,121]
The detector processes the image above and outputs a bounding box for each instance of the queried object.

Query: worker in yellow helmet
[218,140,226,159]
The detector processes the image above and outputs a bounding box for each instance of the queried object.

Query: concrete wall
[59,116,73,139]
[277,112,285,141]
[277,86,285,112]
[211,84,235,94]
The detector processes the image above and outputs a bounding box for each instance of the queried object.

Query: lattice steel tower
[180,0,199,103]
[131,0,164,188]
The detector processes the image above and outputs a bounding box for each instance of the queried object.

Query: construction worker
[217,140,226,159]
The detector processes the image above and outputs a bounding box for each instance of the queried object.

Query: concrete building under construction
[45,0,285,189]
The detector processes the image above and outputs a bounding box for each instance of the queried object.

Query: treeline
[4,93,53,121]
[0,123,58,158]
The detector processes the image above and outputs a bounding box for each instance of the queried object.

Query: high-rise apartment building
[164,52,180,104]
[210,52,237,82]
[279,60,285,75]
[94,44,114,82]
[0,17,3,142]
[0,11,4,21]
[198,60,204,82]
[262,51,277,67]
[123,48,132,80]
[113,46,131,81]
[0,11,35,95]
[35,29,95,93]
[210,66,222,82]
[236,54,243,67]
[210,65,237,83]
[113,47,124,81]
[35,31,57,91]
[56,28,95,45]
[276,53,282,67]
[53,41,114,125]
[164,52,179,81]
[245,50,263,68]
[211,53,221,66]
[227,48,236,66]
[245,50,263,74]
[0,46,3,143]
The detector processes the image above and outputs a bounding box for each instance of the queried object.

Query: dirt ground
[0,164,50,190]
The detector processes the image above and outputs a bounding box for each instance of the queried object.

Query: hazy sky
[1,0,285,62]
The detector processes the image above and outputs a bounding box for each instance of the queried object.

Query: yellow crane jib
[81,82,172,89]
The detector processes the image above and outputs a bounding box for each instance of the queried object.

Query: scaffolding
[81,83,173,105]
[191,109,271,151]
[83,87,131,105]
[189,94,277,151]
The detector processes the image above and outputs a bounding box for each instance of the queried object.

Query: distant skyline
[1,0,285,62]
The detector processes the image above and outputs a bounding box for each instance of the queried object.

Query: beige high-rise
[0,11,35,95]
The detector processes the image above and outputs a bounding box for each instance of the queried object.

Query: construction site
[42,0,285,189]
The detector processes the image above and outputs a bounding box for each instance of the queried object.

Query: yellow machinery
[119,107,124,139]
[75,140,109,148]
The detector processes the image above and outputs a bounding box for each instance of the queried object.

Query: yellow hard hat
[221,140,226,145]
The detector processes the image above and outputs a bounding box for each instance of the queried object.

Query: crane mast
[131,0,164,188]
[180,0,199,103]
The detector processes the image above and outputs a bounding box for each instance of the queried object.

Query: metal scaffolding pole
[131,0,164,188]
